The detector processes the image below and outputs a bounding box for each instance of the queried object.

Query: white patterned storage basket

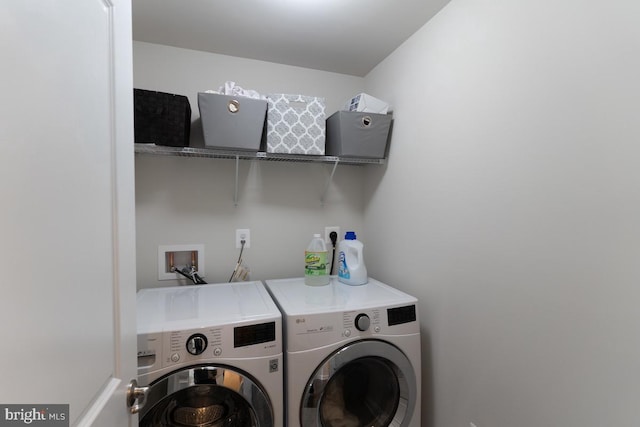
[266,94,326,154]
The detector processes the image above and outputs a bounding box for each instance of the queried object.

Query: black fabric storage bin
[134,89,191,147]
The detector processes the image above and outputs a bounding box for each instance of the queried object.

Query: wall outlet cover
[324,226,340,245]
[236,228,251,248]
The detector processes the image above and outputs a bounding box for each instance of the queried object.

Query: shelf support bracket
[320,158,340,205]
[233,155,239,206]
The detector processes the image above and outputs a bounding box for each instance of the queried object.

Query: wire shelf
[134,144,385,165]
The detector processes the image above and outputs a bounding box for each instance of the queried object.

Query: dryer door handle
[126,379,149,414]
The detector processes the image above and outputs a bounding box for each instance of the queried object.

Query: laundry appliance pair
[135,277,421,427]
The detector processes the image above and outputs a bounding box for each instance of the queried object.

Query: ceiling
[132,0,451,77]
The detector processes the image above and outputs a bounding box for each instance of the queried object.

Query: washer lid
[264,277,417,316]
[136,281,281,334]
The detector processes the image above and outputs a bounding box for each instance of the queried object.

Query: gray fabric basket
[198,93,267,151]
[325,111,392,158]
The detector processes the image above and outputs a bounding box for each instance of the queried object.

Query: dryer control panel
[387,304,417,326]
[342,304,417,336]
[342,309,381,335]
[286,304,418,352]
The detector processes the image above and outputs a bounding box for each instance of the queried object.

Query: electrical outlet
[325,226,340,245]
[236,228,250,248]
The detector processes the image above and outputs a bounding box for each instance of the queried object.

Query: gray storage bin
[198,92,267,151]
[325,111,392,158]
[266,93,326,155]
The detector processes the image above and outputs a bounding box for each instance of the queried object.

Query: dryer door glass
[320,357,399,426]
[140,366,273,427]
[301,340,416,427]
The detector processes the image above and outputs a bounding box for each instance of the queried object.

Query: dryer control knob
[355,313,370,332]
[213,347,222,357]
[186,334,208,356]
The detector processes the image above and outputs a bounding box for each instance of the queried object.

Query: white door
[0,1,137,426]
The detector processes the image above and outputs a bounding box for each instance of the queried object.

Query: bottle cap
[345,231,356,240]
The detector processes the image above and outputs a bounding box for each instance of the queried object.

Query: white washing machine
[265,277,421,427]
[136,281,283,427]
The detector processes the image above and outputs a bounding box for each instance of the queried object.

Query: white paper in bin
[343,93,389,114]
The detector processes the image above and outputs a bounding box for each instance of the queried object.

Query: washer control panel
[156,321,279,369]
[162,327,223,366]
[186,333,208,356]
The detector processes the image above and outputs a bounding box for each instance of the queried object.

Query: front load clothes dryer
[265,277,421,427]
[136,281,283,427]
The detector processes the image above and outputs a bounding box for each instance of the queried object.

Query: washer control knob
[186,334,208,356]
[374,326,381,333]
[343,329,351,337]
[355,313,370,332]
[213,347,222,357]
[171,353,180,362]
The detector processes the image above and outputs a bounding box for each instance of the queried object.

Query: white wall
[134,42,366,287]
[363,1,640,426]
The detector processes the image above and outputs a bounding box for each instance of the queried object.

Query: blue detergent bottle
[337,231,368,285]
